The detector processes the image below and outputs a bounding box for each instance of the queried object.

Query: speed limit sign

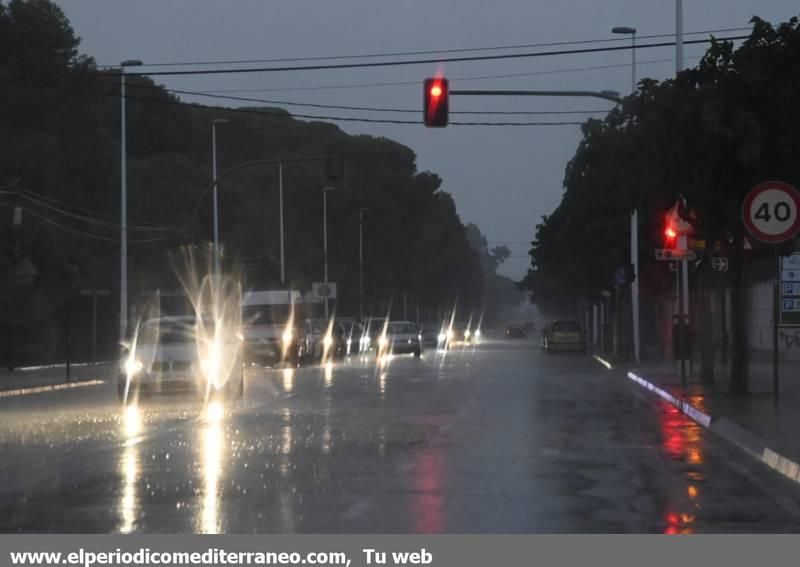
[742,181,800,243]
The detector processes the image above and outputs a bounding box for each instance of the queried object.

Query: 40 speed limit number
[742,181,800,243]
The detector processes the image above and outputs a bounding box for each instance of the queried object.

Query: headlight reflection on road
[379,372,388,398]
[283,368,294,393]
[118,405,142,533]
[197,401,225,534]
[324,362,333,387]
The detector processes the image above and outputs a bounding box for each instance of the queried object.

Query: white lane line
[0,379,105,399]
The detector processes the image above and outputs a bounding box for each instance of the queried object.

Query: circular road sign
[317,284,331,298]
[742,181,800,243]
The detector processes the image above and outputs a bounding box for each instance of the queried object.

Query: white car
[377,321,423,357]
[118,316,244,402]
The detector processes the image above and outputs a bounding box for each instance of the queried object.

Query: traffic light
[424,78,449,127]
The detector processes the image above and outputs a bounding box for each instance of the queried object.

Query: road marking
[592,354,614,370]
[0,379,105,399]
[627,370,800,485]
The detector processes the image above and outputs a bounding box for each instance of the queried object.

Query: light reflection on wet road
[1,337,800,533]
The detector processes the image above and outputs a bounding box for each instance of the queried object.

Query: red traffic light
[424,77,449,127]
[665,226,677,240]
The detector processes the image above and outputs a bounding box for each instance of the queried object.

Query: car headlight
[464,330,471,338]
[446,330,454,340]
[124,358,143,376]
[418,334,422,342]
[282,328,293,344]
[475,330,481,338]
[346,339,352,347]
[323,334,333,348]
[378,335,388,348]
[437,333,446,342]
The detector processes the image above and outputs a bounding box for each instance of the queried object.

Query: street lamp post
[359,207,370,321]
[612,26,637,94]
[279,163,285,285]
[612,26,641,365]
[211,118,229,278]
[119,59,142,349]
[323,186,335,318]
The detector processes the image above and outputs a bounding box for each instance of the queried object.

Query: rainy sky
[55,0,800,280]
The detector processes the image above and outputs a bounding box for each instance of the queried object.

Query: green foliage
[522,15,800,314]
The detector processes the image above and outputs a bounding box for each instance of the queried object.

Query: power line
[126,83,608,116]
[97,35,749,78]
[196,55,704,95]
[21,207,168,243]
[98,27,749,69]
[75,85,587,127]
[18,190,175,232]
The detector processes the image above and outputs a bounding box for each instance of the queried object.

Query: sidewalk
[622,352,800,480]
[0,362,112,393]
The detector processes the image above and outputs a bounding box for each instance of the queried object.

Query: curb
[593,354,800,485]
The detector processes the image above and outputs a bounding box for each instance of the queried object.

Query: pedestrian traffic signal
[424,78,449,127]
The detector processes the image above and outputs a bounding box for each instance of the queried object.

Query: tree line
[521,16,800,394]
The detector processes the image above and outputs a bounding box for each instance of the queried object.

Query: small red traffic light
[424,77,449,127]
[665,227,677,239]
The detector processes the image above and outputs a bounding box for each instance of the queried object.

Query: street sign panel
[780,252,800,326]
[312,282,337,300]
[742,181,800,243]
[655,249,696,261]
[711,257,728,272]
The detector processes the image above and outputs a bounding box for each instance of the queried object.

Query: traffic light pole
[450,89,623,105]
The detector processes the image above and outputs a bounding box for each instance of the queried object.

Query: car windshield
[551,321,581,333]
[242,305,293,326]
[388,323,418,334]
[138,321,194,345]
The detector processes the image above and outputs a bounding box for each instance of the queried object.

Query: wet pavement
[2,336,800,533]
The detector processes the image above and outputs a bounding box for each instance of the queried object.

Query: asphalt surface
[2,335,800,533]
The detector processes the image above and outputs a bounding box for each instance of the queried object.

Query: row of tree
[0,0,485,365]
[521,16,800,394]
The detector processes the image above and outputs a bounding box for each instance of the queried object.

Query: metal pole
[631,32,637,93]
[279,163,285,285]
[119,71,128,347]
[359,209,364,320]
[323,189,329,319]
[676,0,684,74]
[773,249,780,399]
[631,210,640,363]
[212,122,220,277]
[91,293,97,364]
[678,260,687,388]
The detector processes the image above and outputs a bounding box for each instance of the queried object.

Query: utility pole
[323,186,334,319]
[359,207,369,320]
[119,59,142,350]
[279,162,285,285]
[676,0,684,74]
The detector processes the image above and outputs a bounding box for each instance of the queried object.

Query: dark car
[505,323,527,338]
[542,320,586,353]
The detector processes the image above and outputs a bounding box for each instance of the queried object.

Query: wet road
[2,336,800,533]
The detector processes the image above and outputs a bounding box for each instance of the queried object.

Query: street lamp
[359,207,370,321]
[613,26,640,365]
[612,26,637,94]
[323,186,335,318]
[119,58,142,348]
[211,118,229,278]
